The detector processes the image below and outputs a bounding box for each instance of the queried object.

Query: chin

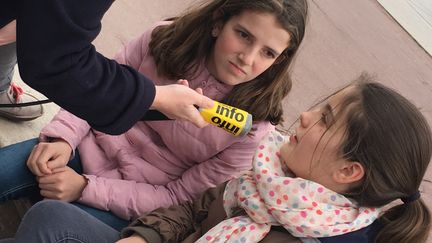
[221,76,238,84]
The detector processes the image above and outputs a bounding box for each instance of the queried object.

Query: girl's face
[279,90,352,188]
[207,10,291,86]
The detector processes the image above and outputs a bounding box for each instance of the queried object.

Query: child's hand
[26,139,72,176]
[177,78,206,96]
[37,166,87,202]
[116,234,148,243]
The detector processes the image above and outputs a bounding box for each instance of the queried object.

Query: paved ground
[1,0,431,241]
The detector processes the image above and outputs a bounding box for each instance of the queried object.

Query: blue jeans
[0,139,129,231]
[0,200,120,243]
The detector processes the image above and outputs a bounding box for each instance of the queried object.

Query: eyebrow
[235,24,281,56]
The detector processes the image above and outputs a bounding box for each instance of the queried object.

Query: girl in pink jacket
[0,0,308,230]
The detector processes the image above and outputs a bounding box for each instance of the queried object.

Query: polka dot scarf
[197,131,381,242]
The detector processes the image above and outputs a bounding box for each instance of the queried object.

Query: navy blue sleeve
[14,0,156,135]
[0,1,16,28]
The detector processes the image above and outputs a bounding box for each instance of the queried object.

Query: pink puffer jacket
[39,22,274,220]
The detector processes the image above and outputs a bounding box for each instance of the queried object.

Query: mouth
[229,61,246,75]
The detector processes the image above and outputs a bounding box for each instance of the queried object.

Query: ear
[212,22,222,37]
[212,8,224,20]
[332,161,365,184]
[211,9,224,37]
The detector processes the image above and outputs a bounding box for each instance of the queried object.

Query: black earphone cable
[0,99,53,107]
[0,99,170,121]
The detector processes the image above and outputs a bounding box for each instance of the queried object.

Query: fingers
[26,141,72,176]
[193,91,214,109]
[38,167,86,202]
[38,174,62,199]
[27,145,42,176]
[178,79,213,108]
[152,83,214,127]
[47,158,69,171]
[40,189,59,200]
[38,174,59,185]
[27,144,52,176]
[195,87,203,95]
[176,79,189,86]
[186,108,209,128]
[35,147,55,174]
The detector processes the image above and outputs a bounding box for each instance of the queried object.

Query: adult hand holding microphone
[150,79,252,136]
[151,79,214,128]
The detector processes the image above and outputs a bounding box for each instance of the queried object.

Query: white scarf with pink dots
[196,131,381,243]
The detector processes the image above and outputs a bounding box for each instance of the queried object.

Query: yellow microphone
[199,101,252,136]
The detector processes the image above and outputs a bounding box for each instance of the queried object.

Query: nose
[238,47,258,66]
[299,111,311,128]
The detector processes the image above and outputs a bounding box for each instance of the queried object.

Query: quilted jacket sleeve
[39,109,91,152]
[77,128,271,220]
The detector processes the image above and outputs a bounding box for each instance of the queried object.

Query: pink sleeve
[78,148,252,221]
[78,124,273,220]
[39,109,91,151]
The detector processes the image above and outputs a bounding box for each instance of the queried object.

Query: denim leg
[72,203,129,231]
[0,139,128,230]
[0,42,16,91]
[0,200,120,243]
[0,138,83,203]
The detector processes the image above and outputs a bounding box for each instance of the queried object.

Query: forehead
[228,10,291,50]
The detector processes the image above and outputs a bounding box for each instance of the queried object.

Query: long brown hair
[149,0,308,125]
[331,74,432,242]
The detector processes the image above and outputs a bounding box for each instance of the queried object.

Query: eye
[263,49,276,59]
[320,112,329,126]
[236,30,250,41]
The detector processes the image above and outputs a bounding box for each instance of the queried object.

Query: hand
[37,166,87,202]
[116,235,148,243]
[27,139,73,176]
[0,20,16,45]
[151,79,214,128]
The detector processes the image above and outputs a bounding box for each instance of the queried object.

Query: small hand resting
[27,139,86,202]
[27,139,73,176]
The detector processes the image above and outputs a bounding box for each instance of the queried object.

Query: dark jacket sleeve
[0,1,15,28]
[121,200,196,243]
[121,182,302,243]
[15,0,155,135]
[121,183,227,243]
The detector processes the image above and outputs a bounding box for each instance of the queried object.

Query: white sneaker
[0,84,43,121]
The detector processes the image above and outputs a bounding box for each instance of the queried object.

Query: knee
[30,200,68,212]
[23,200,72,225]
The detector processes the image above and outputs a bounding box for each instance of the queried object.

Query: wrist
[150,86,163,110]
[77,175,89,199]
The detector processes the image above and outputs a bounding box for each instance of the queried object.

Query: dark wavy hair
[318,74,432,243]
[149,0,308,125]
